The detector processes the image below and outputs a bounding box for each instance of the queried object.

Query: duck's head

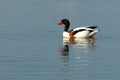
[58,19,70,26]
[58,19,70,32]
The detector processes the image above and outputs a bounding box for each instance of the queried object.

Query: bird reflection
[70,37,96,48]
[61,37,96,63]
[63,37,96,49]
[60,38,69,56]
[61,37,96,64]
[59,38,70,80]
[61,45,69,56]
[60,37,97,80]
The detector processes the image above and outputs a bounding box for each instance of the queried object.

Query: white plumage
[58,19,99,38]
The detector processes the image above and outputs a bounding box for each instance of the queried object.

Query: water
[0,0,120,80]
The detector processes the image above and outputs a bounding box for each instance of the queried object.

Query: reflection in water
[60,38,69,70]
[70,38,96,55]
[60,51,69,80]
[70,38,96,49]
[59,38,70,80]
[61,45,69,56]
[60,38,97,80]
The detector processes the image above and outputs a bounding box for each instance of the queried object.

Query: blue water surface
[0,0,120,80]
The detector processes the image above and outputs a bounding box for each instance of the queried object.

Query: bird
[58,19,99,38]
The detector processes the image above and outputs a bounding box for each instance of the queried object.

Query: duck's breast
[63,32,70,38]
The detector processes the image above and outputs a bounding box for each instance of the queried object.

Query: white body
[63,27,99,38]
[74,30,90,38]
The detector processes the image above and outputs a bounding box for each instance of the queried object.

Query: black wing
[87,26,98,29]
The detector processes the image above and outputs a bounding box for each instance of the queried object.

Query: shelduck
[58,19,99,38]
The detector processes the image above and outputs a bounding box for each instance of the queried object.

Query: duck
[58,19,99,38]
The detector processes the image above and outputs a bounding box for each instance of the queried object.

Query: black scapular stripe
[87,26,98,29]
[72,29,86,35]
[88,30,94,33]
